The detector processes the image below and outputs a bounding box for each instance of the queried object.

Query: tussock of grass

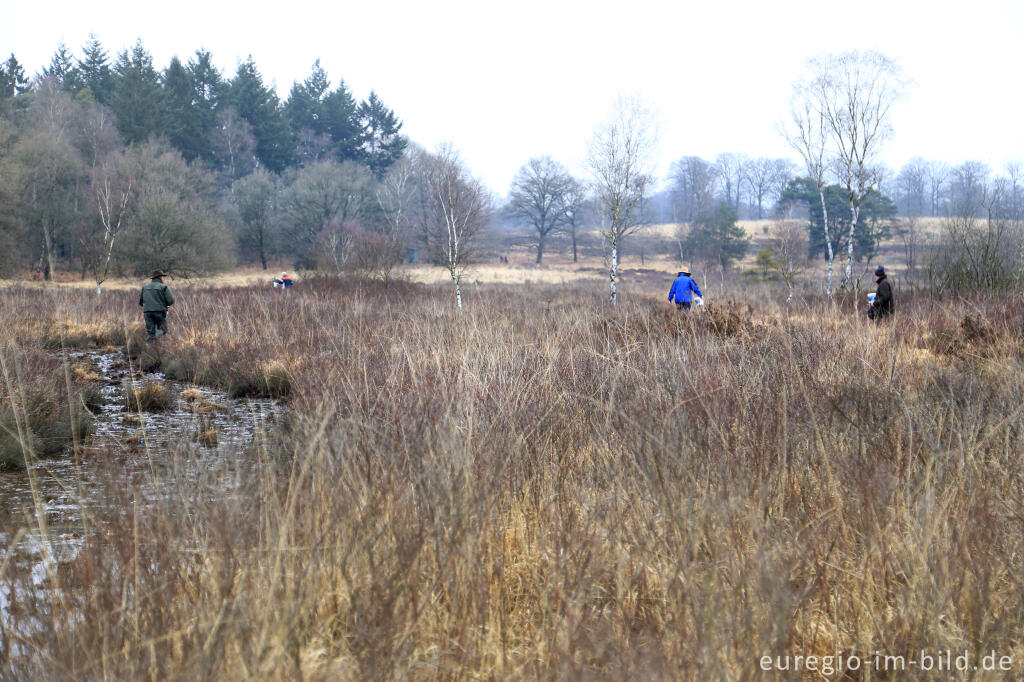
[0,349,93,470]
[123,382,174,412]
[197,427,218,447]
[182,389,225,414]
[71,364,104,383]
[227,362,292,399]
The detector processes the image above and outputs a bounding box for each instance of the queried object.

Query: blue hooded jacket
[668,273,702,303]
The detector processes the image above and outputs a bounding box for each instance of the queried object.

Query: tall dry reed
[2,277,1023,679]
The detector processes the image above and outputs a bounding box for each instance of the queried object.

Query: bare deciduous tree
[926,160,951,217]
[895,217,922,283]
[419,145,490,311]
[587,95,656,305]
[211,108,257,184]
[371,153,417,283]
[560,177,586,263]
[785,88,835,295]
[743,157,794,219]
[895,156,929,217]
[950,161,990,216]
[507,156,574,264]
[231,168,278,270]
[811,50,906,288]
[668,156,717,222]
[86,150,134,294]
[281,159,374,267]
[767,221,809,302]
[714,152,747,210]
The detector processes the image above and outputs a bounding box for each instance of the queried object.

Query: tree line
[3,42,1021,303]
[0,38,415,285]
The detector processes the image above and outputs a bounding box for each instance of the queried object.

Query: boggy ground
[2,276,1024,679]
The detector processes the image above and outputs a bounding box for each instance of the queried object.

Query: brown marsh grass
[1,277,1024,678]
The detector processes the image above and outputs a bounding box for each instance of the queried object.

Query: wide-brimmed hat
[679,265,691,275]
[151,269,166,279]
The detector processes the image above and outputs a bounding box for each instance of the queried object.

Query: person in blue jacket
[668,266,703,310]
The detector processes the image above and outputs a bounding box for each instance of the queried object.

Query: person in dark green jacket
[139,270,175,341]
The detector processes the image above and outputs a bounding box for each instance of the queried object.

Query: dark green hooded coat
[139,279,174,312]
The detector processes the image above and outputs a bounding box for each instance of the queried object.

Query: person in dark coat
[668,266,703,311]
[139,270,175,340]
[867,265,893,320]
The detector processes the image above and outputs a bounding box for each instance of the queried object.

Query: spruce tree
[43,43,83,92]
[162,56,204,160]
[111,40,163,144]
[186,49,224,162]
[686,202,750,272]
[358,91,406,179]
[223,57,292,172]
[78,35,113,104]
[322,82,361,162]
[0,54,30,98]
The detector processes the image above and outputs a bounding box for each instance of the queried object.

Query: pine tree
[111,40,163,144]
[186,49,224,162]
[162,56,204,160]
[685,202,750,272]
[285,59,332,137]
[43,43,83,92]
[223,57,292,172]
[321,79,361,162]
[78,35,113,104]
[0,54,30,98]
[358,91,406,179]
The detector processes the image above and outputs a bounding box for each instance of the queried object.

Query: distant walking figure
[668,266,703,311]
[273,272,293,290]
[867,265,894,321]
[139,270,174,341]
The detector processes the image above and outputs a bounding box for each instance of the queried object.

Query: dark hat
[151,269,166,279]
[875,265,886,277]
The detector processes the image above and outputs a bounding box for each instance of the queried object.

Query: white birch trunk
[609,244,618,305]
[844,199,860,288]
[819,188,834,297]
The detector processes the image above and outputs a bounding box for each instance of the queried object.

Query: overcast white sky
[4,0,1022,193]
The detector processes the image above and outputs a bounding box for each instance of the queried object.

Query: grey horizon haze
[4,0,1022,193]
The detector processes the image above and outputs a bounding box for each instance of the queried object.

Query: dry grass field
[2,266,1024,679]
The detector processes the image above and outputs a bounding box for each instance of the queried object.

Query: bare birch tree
[785,85,836,295]
[812,51,905,288]
[586,96,656,305]
[419,145,490,312]
[87,151,134,294]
